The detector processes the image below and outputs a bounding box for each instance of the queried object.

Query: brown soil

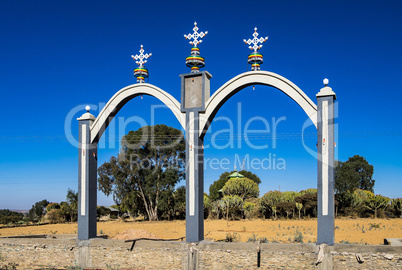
[0,218,401,245]
[113,229,157,240]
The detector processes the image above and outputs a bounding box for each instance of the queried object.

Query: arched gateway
[77,25,336,246]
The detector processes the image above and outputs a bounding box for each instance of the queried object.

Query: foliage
[0,209,24,225]
[295,192,317,218]
[66,189,78,221]
[221,177,259,200]
[158,187,175,220]
[276,202,295,218]
[237,170,261,185]
[293,230,304,243]
[97,206,112,219]
[391,198,402,217]
[45,203,60,212]
[295,202,303,219]
[209,170,261,202]
[243,201,255,219]
[225,232,240,242]
[335,155,375,194]
[46,209,63,223]
[98,125,185,221]
[208,172,231,202]
[26,199,49,222]
[259,190,282,218]
[204,193,211,219]
[173,186,186,219]
[300,188,317,195]
[221,195,243,226]
[351,189,370,208]
[364,192,390,218]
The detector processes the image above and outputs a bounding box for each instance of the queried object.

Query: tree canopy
[221,177,259,200]
[26,199,49,222]
[209,170,261,202]
[98,125,185,221]
[335,155,375,194]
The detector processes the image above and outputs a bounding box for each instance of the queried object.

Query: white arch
[199,71,318,136]
[90,83,185,143]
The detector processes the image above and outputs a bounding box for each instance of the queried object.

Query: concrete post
[180,71,211,243]
[77,109,98,240]
[316,83,336,245]
[185,111,204,242]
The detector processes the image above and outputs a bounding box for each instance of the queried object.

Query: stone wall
[0,236,401,269]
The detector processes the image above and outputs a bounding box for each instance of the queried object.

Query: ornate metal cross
[243,27,268,52]
[184,22,208,47]
[131,45,152,67]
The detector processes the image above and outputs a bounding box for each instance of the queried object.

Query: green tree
[238,170,261,185]
[0,209,24,224]
[295,202,303,219]
[45,203,60,213]
[158,187,174,220]
[259,190,282,219]
[66,189,78,222]
[295,192,318,218]
[391,198,402,217]
[221,177,259,200]
[221,195,243,226]
[59,202,72,222]
[335,155,375,193]
[173,186,186,219]
[204,193,211,219]
[276,202,295,219]
[243,201,256,219]
[98,125,185,221]
[209,170,261,202]
[364,192,390,218]
[209,172,231,202]
[26,199,49,222]
[335,155,375,215]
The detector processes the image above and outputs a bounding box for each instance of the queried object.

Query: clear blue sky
[0,0,401,210]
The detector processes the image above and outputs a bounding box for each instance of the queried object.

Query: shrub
[225,232,240,242]
[294,230,304,243]
[46,209,63,224]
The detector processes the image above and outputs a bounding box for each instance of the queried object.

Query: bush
[46,209,64,224]
[294,230,304,243]
[225,232,240,242]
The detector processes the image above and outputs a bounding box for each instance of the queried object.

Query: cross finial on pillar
[244,27,268,71]
[184,22,208,73]
[131,45,152,83]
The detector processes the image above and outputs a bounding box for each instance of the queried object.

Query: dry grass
[0,218,401,245]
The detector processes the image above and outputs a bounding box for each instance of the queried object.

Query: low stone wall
[0,235,401,269]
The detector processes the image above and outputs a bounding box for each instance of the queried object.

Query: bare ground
[0,218,401,245]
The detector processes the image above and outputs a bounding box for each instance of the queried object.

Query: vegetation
[0,209,24,224]
[98,125,185,221]
[4,141,400,228]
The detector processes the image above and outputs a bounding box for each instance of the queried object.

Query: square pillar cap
[179,70,212,79]
[317,86,336,100]
[77,112,96,121]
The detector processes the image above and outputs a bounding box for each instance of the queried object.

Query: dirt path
[1,218,401,245]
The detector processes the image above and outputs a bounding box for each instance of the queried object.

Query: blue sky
[0,0,401,210]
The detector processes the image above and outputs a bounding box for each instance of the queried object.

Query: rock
[383,254,394,260]
[355,253,364,263]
